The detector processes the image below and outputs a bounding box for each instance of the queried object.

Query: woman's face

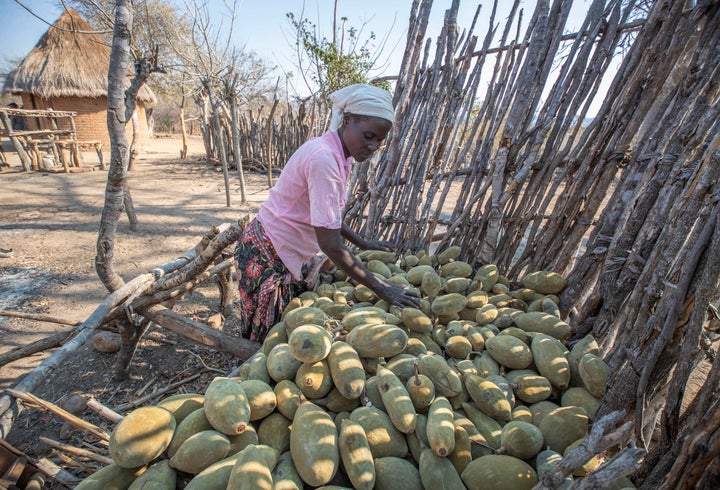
[339,114,392,161]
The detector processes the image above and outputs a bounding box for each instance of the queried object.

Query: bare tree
[95,0,156,292]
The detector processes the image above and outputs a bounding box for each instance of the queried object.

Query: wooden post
[0,110,31,171]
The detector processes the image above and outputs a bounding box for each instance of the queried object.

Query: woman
[234,84,420,342]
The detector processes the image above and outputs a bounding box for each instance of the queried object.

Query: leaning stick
[6,389,110,442]
[39,437,113,465]
[0,251,194,438]
[86,397,123,424]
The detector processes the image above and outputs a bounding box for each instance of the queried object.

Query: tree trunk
[95,0,136,294]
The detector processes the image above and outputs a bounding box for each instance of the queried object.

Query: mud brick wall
[19,94,151,148]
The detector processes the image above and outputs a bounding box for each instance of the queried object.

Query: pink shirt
[258,131,352,280]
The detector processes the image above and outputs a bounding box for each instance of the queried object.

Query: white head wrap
[328,84,395,131]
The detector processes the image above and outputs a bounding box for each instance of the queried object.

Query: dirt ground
[0,135,271,485]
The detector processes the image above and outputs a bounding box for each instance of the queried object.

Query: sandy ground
[0,135,272,481]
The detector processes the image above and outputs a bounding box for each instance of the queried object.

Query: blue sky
[0,1,592,73]
[1,1,599,105]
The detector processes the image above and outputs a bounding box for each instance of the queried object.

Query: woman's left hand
[362,239,395,252]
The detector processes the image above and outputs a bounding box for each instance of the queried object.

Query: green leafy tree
[287,7,391,99]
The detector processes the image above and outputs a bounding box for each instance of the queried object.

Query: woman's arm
[341,223,394,251]
[316,226,419,308]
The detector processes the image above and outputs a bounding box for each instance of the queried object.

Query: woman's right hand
[376,282,421,309]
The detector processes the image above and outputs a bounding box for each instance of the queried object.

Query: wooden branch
[146,219,246,295]
[36,457,78,487]
[572,447,646,490]
[0,329,74,367]
[112,372,203,413]
[39,437,113,465]
[6,389,110,442]
[139,304,259,361]
[86,397,124,424]
[535,410,637,489]
[0,310,80,326]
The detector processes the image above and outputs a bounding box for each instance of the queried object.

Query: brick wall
[19,94,151,148]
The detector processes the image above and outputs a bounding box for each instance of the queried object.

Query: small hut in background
[3,8,156,148]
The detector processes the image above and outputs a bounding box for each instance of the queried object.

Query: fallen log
[140,304,259,360]
[0,329,74,367]
[0,310,80,326]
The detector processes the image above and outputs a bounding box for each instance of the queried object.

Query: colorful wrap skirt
[233,217,306,343]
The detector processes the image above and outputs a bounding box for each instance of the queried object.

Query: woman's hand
[361,239,395,252]
[376,282,421,309]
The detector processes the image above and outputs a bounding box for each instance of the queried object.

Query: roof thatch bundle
[3,8,156,103]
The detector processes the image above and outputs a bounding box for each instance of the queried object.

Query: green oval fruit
[271,451,304,490]
[266,343,303,382]
[257,412,292,453]
[295,359,334,399]
[514,312,571,340]
[485,335,533,369]
[437,246,462,265]
[327,340,366,400]
[350,406,408,458]
[522,270,566,294]
[500,421,544,460]
[284,306,326,332]
[539,406,589,454]
[426,396,455,457]
[156,393,204,424]
[473,264,499,291]
[579,353,610,397]
[561,387,601,419]
[339,419,375,490]
[167,408,213,458]
[341,307,387,331]
[439,261,473,278]
[461,454,538,490]
[531,333,570,390]
[377,365,417,434]
[401,307,433,334]
[169,430,230,474]
[204,377,251,435]
[127,460,176,490]
[290,402,339,487]
[374,456,422,490]
[346,323,408,358]
[75,464,145,489]
[417,353,462,397]
[287,323,333,363]
[274,379,303,420]
[431,293,468,316]
[406,265,436,285]
[238,379,277,421]
[109,406,176,468]
[464,374,512,421]
[419,448,465,489]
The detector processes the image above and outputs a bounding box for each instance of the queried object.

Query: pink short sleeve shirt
[258,131,352,280]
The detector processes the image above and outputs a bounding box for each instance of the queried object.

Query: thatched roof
[3,8,156,103]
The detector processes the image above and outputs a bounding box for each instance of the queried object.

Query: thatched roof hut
[3,8,156,147]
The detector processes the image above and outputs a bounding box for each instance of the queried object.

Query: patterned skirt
[233,218,306,343]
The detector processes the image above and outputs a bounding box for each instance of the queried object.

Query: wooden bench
[0,108,104,172]
[54,140,104,171]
